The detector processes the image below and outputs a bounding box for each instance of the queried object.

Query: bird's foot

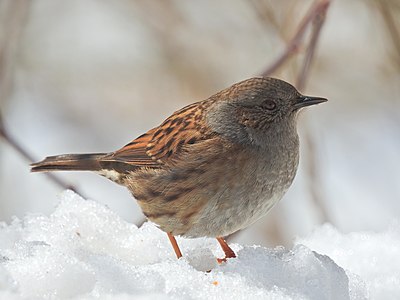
[217,257,227,264]
[216,237,236,264]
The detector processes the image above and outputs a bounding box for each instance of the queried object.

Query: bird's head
[207,77,327,146]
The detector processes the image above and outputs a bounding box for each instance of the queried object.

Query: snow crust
[0,191,396,299]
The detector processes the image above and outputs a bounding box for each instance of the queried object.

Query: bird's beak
[294,95,328,109]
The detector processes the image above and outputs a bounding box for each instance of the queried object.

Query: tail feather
[31,153,107,172]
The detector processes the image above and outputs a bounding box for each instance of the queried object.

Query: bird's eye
[262,100,276,110]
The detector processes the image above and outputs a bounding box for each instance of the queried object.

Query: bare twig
[261,0,330,77]
[249,0,281,31]
[376,0,400,67]
[0,112,87,197]
[296,4,328,89]
[295,1,331,223]
[302,130,331,223]
[0,114,34,164]
[0,1,87,199]
[0,1,30,104]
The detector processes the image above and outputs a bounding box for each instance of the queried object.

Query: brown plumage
[31,77,327,262]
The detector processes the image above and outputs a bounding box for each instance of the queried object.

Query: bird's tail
[31,153,108,173]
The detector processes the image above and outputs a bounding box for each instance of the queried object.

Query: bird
[31,77,327,262]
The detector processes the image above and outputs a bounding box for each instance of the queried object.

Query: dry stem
[261,0,330,77]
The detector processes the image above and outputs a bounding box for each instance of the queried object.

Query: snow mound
[298,222,400,300]
[0,191,373,299]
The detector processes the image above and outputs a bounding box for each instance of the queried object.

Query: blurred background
[0,0,399,247]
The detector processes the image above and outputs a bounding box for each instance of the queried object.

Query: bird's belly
[184,180,288,238]
[183,149,298,238]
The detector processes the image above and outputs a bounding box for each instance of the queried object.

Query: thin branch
[249,0,281,32]
[0,111,87,197]
[0,114,34,164]
[0,1,30,104]
[296,0,331,223]
[376,0,400,67]
[0,1,88,199]
[1,115,149,226]
[302,130,331,223]
[296,0,329,89]
[261,0,330,77]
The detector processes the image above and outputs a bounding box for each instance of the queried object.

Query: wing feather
[104,100,218,169]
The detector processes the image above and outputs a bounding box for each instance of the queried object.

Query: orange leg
[167,232,183,259]
[216,237,236,263]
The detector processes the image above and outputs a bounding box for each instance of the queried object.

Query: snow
[0,191,397,299]
[298,223,400,300]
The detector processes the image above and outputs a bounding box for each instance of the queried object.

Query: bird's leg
[216,237,236,263]
[167,232,183,259]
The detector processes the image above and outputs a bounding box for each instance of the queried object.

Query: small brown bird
[31,77,327,262]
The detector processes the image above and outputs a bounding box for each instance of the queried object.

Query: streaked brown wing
[105,100,217,168]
